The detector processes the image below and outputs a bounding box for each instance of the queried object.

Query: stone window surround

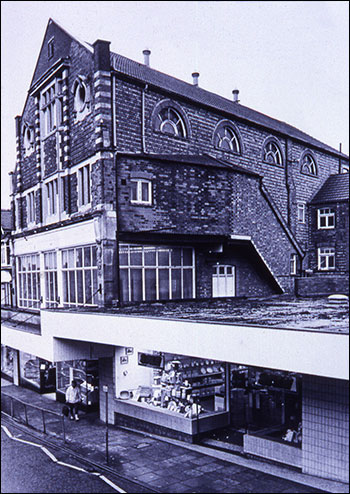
[300,150,318,177]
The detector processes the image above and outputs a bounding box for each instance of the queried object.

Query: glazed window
[17,254,41,309]
[301,154,317,176]
[341,163,349,174]
[41,81,62,137]
[214,126,240,153]
[318,248,335,271]
[44,251,58,308]
[290,254,297,275]
[297,202,306,224]
[130,179,152,205]
[155,107,186,138]
[317,208,335,229]
[26,191,36,225]
[46,179,58,216]
[74,81,87,113]
[119,245,194,302]
[62,245,98,307]
[263,141,283,166]
[78,165,91,207]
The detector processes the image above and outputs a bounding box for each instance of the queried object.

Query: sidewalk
[1,382,347,494]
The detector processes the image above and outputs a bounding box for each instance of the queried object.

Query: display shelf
[184,371,223,380]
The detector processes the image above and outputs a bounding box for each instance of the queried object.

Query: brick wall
[308,202,349,273]
[302,375,349,482]
[295,274,349,296]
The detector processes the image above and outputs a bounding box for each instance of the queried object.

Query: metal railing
[1,392,66,443]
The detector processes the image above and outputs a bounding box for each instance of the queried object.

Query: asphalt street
[1,429,127,493]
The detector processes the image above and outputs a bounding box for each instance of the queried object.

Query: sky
[1,0,349,208]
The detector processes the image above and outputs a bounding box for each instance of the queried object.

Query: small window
[214,125,240,153]
[318,248,335,271]
[130,179,152,205]
[263,140,283,166]
[46,179,58,216]
[341,163,349,174]
[78,165,91,207]
[290,254,297,275]
[74,81,87,113]
[23,126,34,155]
[317,208,335,229]
[297,202,306,224]
[155,107,186,138]
[301,154,317,176]
[48,39,54,59]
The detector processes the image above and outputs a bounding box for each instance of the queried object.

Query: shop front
[56,359,99,411]
[113,347,230,441]
[1,345,17,382]
[19,351,56,393]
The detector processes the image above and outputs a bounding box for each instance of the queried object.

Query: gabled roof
[1,210,13,232]
[310,174,349,204]
[110,52,348,160]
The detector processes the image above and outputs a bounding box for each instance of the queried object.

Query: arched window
[263,140,283,166]
[23,125,34,155]
[213,121,241,154]
[155,107,187,138]
[72,77,90,121]
[214,126,240,153]
[300,153,317,176]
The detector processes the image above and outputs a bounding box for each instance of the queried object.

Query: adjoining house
[1,19,349,484]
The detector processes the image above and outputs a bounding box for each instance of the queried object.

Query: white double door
[212,265,235,297]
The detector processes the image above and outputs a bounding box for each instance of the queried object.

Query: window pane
[219,267,225,275]
[68,249,74,268]
[158,250,169,266]
[69,271,76,303]
[119,251,128,266]
[171,269,181,299]
[119,269,129,303]
[159,269,169,300]
[144,250,156,266]
[131,182,138,201]
[84,247,91,267]
[171,248,181,266]
[84,270,92,304]
[183,269,193,298]
[130,250,142,266]
[328,255,335,268]
[141,182,149,202]
[92,270,98,304]
[45,274,50,302]
[77,270,84,304]
[130,269,142,301]
[92,246,97,266]
[182,248,192,266]
[145,269,156,300]
[76,248,83,267]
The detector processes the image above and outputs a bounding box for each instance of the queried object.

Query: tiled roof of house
[310,174,349,204]
[1,209,13,232]
[110,52,348,159]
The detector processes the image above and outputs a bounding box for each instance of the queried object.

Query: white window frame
[212,265,236,297]
[318,248,335,271]
[16,254,41,309]
[78,164,91,210]
[317,208,335,229]
[290,254,297,275]
[43,251,58,308]
[130,179,152,205]
[119,245,195,302]
[297,202,306,224]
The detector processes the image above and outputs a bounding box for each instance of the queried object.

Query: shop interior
[56,359,99,410]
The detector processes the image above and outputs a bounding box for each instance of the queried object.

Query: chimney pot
[232,88,239,103]
[143,49,151,67]
[192,71,199,86]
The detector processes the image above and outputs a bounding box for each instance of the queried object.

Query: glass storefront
[56,359,99,408]
[1,345,14,379]
[115,348,227,418]
[19,352,56,392]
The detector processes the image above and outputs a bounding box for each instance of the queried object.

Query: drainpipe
[285,138,291,228]
[141,83,148,153]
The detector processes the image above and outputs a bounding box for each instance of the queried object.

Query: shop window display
[116,349,227,419]
[1,345,14,379]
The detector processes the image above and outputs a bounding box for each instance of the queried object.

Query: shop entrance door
[212,265,235,297]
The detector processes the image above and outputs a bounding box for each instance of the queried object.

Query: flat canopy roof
[58,296,349,334]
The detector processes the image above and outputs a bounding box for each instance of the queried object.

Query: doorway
[212,265,235,297]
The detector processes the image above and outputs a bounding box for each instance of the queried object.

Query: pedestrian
[65,380,82,421]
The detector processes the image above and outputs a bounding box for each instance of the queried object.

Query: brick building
[2,19,349,484]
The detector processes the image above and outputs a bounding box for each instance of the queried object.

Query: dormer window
[263,139,283,166]
[300,153,317,176]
